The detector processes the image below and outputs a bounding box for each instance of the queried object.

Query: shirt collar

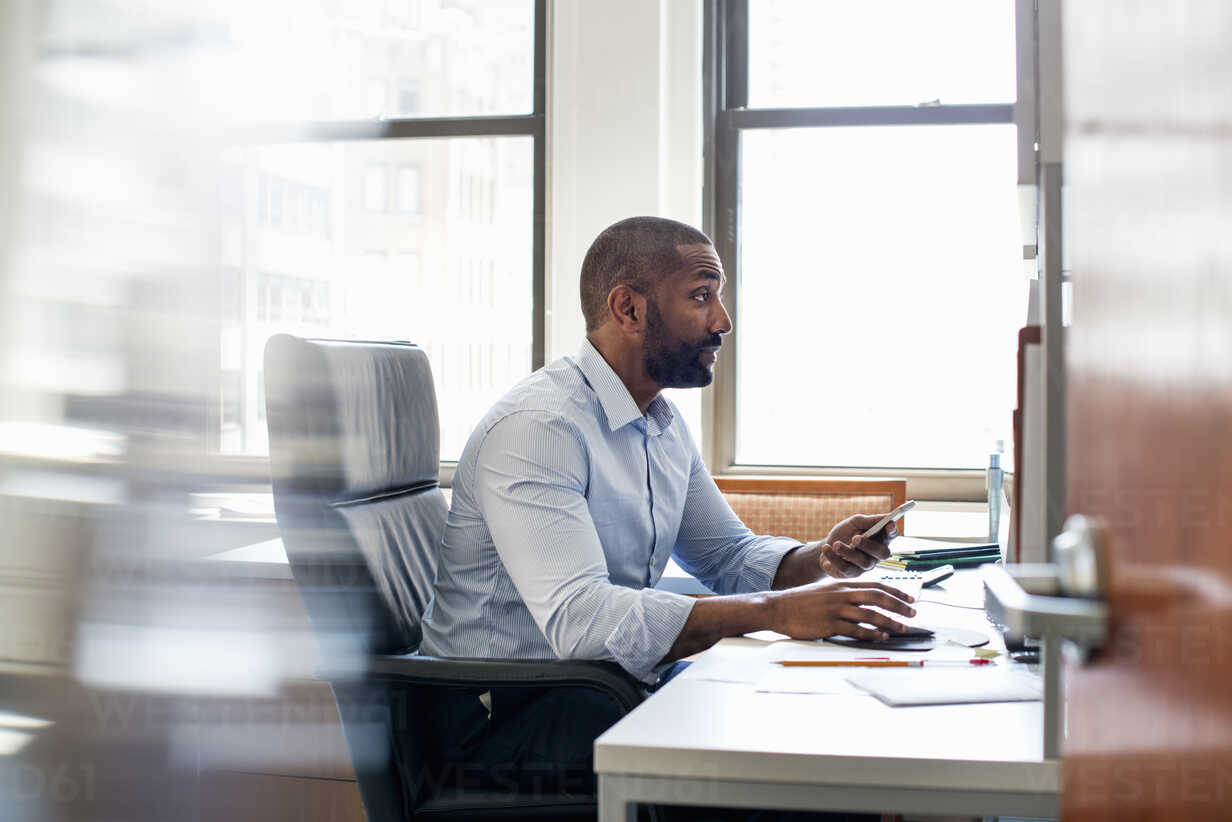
[574,339,675,435]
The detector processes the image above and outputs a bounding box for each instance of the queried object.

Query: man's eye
[693,291,710,302]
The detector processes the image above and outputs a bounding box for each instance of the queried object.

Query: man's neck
[585,332,660,414]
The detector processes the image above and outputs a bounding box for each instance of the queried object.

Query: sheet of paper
[679,642,778,684]
[754,666,863,695]
[845,668,1042,706]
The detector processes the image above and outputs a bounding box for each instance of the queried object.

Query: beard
[643,299,722,389]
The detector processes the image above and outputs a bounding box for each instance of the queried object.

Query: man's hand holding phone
[818,500,915,578]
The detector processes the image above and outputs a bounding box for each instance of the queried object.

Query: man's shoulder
[479,356,597,435]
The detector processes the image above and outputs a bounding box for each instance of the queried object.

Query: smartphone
[861,500,916,539]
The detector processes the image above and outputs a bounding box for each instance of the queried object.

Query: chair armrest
[337,654,647,712]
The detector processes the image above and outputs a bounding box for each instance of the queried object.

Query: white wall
[547,0,704,359]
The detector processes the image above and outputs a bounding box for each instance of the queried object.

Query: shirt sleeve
[671,441,802,596]
[474,410,697,683]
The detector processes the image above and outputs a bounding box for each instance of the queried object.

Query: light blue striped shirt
[418,339,800,682]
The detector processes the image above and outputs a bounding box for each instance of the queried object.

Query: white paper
[845,668,1042,706]
[754,666,863,695]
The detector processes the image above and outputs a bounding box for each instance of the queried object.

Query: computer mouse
[887,625,936,638]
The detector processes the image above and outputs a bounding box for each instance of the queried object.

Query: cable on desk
[919,595,986,610]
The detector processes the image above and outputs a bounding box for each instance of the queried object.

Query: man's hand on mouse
[769,578,916,641]
[818,513,897,578]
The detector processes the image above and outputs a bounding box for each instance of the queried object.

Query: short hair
[579,216,713,331]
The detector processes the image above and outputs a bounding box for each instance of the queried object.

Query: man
[418,216,914,795]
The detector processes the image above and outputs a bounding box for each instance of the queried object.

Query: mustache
[697,334,723,348]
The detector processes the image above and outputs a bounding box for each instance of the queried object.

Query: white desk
[594,570,1059,820]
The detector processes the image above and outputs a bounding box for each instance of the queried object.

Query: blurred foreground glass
[737,124,1024,470]
[0,2,539,819]
[218,137,534,461]
[747,0,1017,108]
[217,0,534,122]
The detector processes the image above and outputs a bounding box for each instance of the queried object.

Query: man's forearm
[658,591,777,665]
[771,541,826,590]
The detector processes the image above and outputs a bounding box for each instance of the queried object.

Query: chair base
[414,787,596,821]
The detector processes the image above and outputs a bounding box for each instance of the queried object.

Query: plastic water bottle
[987,440,1004,543]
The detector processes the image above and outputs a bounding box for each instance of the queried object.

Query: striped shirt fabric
[418,339,800,682]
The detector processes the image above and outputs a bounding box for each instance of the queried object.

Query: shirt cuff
[605,589,697,684]
[736,537,803,593]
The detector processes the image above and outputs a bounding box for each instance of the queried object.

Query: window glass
[396,166,422,215]
[747,0,1016,108]
[218,136,534,459]
[736,124,1024,470]
[364,165,388,213]
[214,0,534,122]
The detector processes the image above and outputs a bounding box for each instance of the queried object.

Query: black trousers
[429,683,625,796]
[425,664,875,821]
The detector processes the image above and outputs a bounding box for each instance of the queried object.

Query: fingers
[839,605,912,635]
[852,534,891,561]
[820,545,863,578]
[841,580,917,603]
[848,588,918,618]
[826,537,884,572]
[847,513,884,532]
[831,621,889,642]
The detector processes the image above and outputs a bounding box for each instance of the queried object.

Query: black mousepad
[823,625,990,652]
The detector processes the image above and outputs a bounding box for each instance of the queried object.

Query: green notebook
[898,553,1001,571]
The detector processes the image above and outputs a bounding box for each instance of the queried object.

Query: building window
[397,78,420,115]
[220,267,241,324]
[395,165,421,215]
[221,370,242,427]
[364,165,388,213]
[707,0,1025,480]
[216,1,545,461]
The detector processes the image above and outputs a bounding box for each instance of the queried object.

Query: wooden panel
[715,476,907,538]
[1062,2,1232,819]
[191,680,358,782]
[199,770,365,822]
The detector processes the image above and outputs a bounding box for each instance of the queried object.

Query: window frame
[701,0,1031,502]
[206,0,547,485]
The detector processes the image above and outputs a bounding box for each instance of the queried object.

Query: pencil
[775,659,992,668]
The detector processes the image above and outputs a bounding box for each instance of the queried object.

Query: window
[220,267,241,324]
[221,370,242,427]
[706,0,1026,486]
[216,0,544,461]
[364,164,388,213]
[397,78,421,115]
[396,165,421,215]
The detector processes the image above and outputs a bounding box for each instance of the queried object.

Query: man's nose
[711,299,733,335]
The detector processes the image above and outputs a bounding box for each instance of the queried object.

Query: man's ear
[606,284,647,335]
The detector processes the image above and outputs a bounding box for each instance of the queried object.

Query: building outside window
[364,164,388,213]
[215,0,544,460]
[396,165,422,215]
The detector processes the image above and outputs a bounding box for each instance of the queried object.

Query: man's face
[642,243,732,389]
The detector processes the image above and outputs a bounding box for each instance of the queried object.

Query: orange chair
[713,476,908,544]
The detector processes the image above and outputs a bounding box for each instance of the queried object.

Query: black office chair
[263,335,645,821]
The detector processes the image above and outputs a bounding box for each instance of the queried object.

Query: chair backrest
[265,335,450,820]
[714,476,908,543]
[264,334,447,657]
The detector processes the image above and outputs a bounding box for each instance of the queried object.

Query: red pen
[776,658,993,668]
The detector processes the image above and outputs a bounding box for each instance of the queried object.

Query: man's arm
[476,411,697,683]
[771,542,826,590]
[670,447,808,595]
[671,439,896,592]
[659,578,917,666]
[772,523,899,589]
